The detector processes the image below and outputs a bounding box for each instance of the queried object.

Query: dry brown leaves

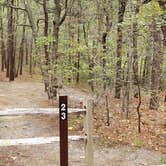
[93,92,166,154]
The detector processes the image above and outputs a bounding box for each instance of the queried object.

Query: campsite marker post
[59,96,68,166]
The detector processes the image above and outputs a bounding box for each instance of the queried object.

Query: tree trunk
[142,26,152,89]
[102,32,107,91]
[158,0,166,47]
[68,8,74,83]
[16,12,25,77]
[50,0,68,99]
[29,38,33,74]
[76,0,81,84]
[76,23,80,84]
[52,0,61,62]
[97,1,102,43]
[43,0,49,64]
[123,0,133,117]
[43,0,49,91]
[50,0,61,99]
[24,0,38,41]
[142,53,151,87]
[89,40,95,92]
[82,23,95,92]
[7,0,15,81]
[19,13,26,75]
[132,0,141,97]
[132,21,138,85]
[149,20,162,110]
[0,4,6,71]
[115,0,128,98]
[25,39,28,65]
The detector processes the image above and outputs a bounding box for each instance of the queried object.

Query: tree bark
[142,26,152,89]
[132,21,138,85]
[49,0,68,99]
[52,0,61,62]
[158,0,166,47]
[43,0,49,64]
[76,23,81,84]
[24,0,38,41]
[25,39,28,65]
[7,0,15,81]
[76,0,81,84]
[68,7,74,83]
[102,32,107,91]
[0,4,6,71]
[115,0,128,98]
[102,8,112,90]
[29,38,33,74]
[149,19,162,110]
[89,41,95,92]
[19,13,26,75]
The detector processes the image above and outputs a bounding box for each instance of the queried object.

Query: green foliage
[0,160,3,166]
[135,140,144,148]
[138,1,163,25]
[1,0,163,96]
[161,157,166,164]
[36,35,54,48]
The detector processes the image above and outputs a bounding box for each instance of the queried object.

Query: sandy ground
[0,81,91,108]
[0,80,165,166]
[0,143,165,166]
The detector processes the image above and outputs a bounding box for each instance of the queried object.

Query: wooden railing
[0,100,94,166]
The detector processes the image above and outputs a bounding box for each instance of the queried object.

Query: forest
[0,0,165,165]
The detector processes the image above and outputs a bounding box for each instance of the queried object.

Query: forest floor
[0,71,165,166]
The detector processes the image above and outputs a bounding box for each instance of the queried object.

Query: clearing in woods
[0,73,165,166]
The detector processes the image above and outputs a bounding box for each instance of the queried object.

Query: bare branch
[59,0,68,26]
[142,0,152,4]
[8,5,26,11]
[37,18,45,32]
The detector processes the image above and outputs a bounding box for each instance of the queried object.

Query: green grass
[0,160,4,166]
[135,139,144,148]
[161,157,166,164]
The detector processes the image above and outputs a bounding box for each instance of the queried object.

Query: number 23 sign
[60,103,67,120]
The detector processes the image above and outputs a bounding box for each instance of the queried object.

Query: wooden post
[85,100,94,166]
[59,96,68,166]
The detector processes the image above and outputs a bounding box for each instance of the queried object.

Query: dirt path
[0,142,165,166]
[0,82,48,108]
[0,81,91,108]
[0,80,165,165]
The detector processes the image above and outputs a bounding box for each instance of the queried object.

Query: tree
[149,19,162,110]
[43,0,49,65]
[0,0,165,113]
[16,12,26,76]
[0,3,6,71]
[142,0,166,46]
[50,0,69,98]
[115,0,128,98]
[52,0,68,60]
[159,1,166,47]
[132,0,140,88]
[7,0,15,81]
[142,26,152,89]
